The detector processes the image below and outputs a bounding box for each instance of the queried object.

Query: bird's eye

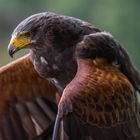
[20,32,31,38]
[24,32,31,37]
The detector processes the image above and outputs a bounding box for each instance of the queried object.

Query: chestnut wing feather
[59,59,140,140]
[0,54,58,140]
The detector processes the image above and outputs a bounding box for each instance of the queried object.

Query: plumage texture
[8,12,100,92]
[0,54,59,140]
[58,33,140,140]
[7,12,140,140]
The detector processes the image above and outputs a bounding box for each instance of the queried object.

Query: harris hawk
[7,12,140,140]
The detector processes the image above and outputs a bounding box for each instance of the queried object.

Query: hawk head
[8,12,91,90]
[8,12,56,57]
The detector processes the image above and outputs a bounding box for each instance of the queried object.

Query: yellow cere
[10,32,31,49]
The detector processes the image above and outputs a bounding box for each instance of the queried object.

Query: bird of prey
[7,12,140,140]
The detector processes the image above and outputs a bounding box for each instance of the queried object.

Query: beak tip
[9,54,14,58]
[8,45,16,58]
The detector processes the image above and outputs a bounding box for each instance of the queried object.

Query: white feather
[40,56,48,65]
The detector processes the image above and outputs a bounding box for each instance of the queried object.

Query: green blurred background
[0,0,140,72]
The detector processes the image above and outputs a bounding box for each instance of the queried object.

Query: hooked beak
[8,44,20,58]
[8,35,32,58]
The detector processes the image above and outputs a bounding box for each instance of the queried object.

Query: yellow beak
[8,36,31,57]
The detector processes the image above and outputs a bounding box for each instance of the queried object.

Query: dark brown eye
[24,32,31,37]
[20,32,31,37]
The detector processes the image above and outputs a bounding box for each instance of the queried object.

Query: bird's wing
[56,33,140,140]
[116,44,140,92]
[59,63,140,140]
[0,54,59,140]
